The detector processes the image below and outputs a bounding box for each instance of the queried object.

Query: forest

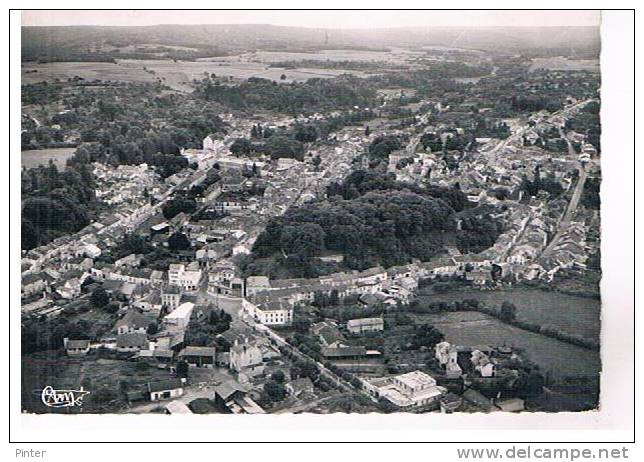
[248,186,502,278]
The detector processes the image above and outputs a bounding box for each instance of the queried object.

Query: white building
[374,370,447,409]
[163,302,195,330]
[242,299,293,326]
[168,264,202,291]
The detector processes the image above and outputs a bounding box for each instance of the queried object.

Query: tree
[90,288,110,308]
[271,370,286,384]
[176,360,189,378]
[499,302,517,322]
[264,380,287,401]
[230,138,253,156]
[280,74,287,80]
[168,232,191,251]
[147,322,158,335]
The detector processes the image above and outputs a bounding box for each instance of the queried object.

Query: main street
[540,130,587,258]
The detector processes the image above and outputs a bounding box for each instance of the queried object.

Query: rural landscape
[21,16,602,415]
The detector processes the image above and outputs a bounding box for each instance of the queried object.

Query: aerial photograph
[20,10,603,417]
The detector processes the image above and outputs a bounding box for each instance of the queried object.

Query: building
[347,317,384,334]
[371,370,447,409]
[214,379,265,414]
[242,298,294,326]
[116,332,150,352]
[178,346,217,368]
[229,341,264,376]
[147,379,185,401]
[471,349,495,377]
[163,302,194,331]
[64,338,90,356]
[113,309,157,335]
[161,286,182,309]
[435,341,463,378]
[245,275,271,297]
[168,264,202,291]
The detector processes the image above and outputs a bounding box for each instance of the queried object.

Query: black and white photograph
[8,4,636,454]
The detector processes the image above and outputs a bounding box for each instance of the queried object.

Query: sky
[22,10,601,29]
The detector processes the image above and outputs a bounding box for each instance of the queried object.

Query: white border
[5,3,637,451]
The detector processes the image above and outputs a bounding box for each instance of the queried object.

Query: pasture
[416,288,600,342]
[22,58,372,93]
[408,310,601,379]
[21,147,76,170]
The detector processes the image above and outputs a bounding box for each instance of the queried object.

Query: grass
[416,287,600,342]
[407,311,600,380]
[21,147,77,170]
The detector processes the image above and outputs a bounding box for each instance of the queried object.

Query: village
[21,64,602,414]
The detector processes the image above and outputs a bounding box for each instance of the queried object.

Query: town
[21,22,602,415]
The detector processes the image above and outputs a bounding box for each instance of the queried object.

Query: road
[540,130,587,257]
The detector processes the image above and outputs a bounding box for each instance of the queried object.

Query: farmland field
[22,58,371,92]
[408,310,600,379]
[529,57,600,73]
[22,147,76,170]
[199,48,421,64]
[417,288,600,342]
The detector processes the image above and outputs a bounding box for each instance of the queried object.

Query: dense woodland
[194,75,378,115]
[21,162,96,250]
[248,181,503,278]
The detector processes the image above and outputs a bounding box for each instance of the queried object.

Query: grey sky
[22,10,601,29]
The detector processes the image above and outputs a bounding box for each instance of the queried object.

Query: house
[245,275,271,297]
[137,349,174,365]
[285,377,314,397]
[243,298,294,326]
[311,322,345,346]
[163,302,195,330]
[214,379,265,414]
[229,341,264,376]
[466,270,493,286]
[147,379,185,401]
[64,338,90,356]
[434,341,463,378]
[168,264,202,291]
[178,346,217,368]
[440,393,463,413]
[22,272,53,298]
[116,332,149,352]
[321,345,367,360]
[113,309,157,335]
[347,317,384,334]
[161,286,182,309]
[471,349,495,377]
[371,370,447,409]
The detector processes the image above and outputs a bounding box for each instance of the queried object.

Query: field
[202,49,422,64]
[408,311,601,379]
[21,58,371,92]
[417,288,600,342]
[21,147,77,170]
[529,57,600,73]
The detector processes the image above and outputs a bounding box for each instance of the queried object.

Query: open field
[22,58,372,92]
[408,311,600,379]
[529,57,600,73]
[21,147,77,170]
[417,288,600,342]
[199,48,422,64]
